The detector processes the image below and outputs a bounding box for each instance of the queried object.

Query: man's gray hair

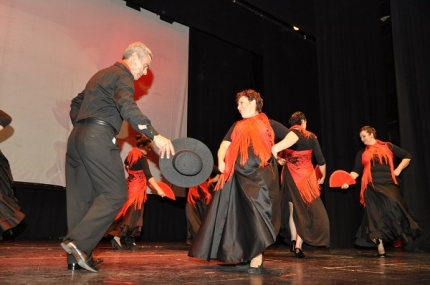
[123,42,153,60]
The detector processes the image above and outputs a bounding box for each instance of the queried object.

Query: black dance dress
[353,143,420,247]
[279,129,330,247]
[108,150,151,239]
[188,119,289,262]
[185,186,212,245]
[0,150,25,237]
[0,110,25,237]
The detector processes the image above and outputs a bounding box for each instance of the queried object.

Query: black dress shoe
[68,257,104,270]
[61,239,98,273]
[91,257,104,267]
[68,263,82,270]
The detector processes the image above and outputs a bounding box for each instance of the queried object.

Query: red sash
[284,149,320,206]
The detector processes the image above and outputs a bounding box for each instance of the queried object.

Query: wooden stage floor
[0,239,429,284]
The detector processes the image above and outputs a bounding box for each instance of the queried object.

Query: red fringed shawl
[115,147,148,220]
[290,125,314,139]
[284,149,320,206]
[215,113,274,191]
[360,140,397,206]
[187,181,212,205]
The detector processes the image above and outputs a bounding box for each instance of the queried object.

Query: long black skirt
[355,170,420,247]
[279,165,330,247]
[188,156,280,262]
[186,199,209,243]
[0,151,25,235]
[108,205,144,237]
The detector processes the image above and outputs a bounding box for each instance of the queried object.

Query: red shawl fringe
[290,125,314,139]
[187,181,212,205]
[215,113,274,191]
[115,147,147,220]
[360,140,397,206]
[284,149,320,206]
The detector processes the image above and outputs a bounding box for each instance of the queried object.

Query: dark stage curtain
[13,183,67,240]
[187,28,264,157]
[262,21,320,133]
[391,0,430,232]
[140,195,187,242]
[187,25,321,160]
[314,0,388,247]
[10,182,187,242]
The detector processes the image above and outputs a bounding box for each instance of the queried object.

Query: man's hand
[153,135,175,159]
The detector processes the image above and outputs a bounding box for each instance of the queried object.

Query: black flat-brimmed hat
[159,137,214,188]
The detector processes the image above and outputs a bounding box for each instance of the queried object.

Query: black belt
[77,117,115,132]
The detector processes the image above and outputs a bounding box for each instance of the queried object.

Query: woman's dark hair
[136,135,151,148]
[235,89,263,112]
[360,126,377,139]
[289,111,306,126]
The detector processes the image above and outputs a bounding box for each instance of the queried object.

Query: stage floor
[0,240,429,284]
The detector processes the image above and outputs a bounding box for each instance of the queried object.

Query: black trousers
[65,123,127,263]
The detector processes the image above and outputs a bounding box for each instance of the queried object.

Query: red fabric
[215,113,274,191]
[360,140,397,206]
[315,165,323,181]
[115,147,148,220]
[290,125,313,139]
[125,147,144,166]
[284,149,320,206]
[329,170,356,187]
[187,181,212,205]
[153,181,176,200]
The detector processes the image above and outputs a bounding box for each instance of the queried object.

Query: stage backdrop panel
[0,0,189,195]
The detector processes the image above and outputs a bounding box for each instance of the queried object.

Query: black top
[125,155,153,180]
[287,129,326,165]
[0,110,12,128]
[352,143,412,174]
[70,62,159,139]
[223,119,290,141]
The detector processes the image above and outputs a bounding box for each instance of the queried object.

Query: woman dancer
[278,111,329,258]
[341,126,420,257]
[108,135,166,249]
[189,89,298,274]
[0,110,25,240]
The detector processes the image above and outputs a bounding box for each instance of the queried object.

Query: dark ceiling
[240,0,315,36]
[124,0,316,55]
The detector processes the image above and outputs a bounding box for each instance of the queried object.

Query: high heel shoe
[124,234,139,250]
[110,236,123,250]
[248,254,263,275]
[128,237,139,250]
[290,240,296,252]
[295,248,305,258]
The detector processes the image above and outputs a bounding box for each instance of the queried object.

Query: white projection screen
[0,0,189,195]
